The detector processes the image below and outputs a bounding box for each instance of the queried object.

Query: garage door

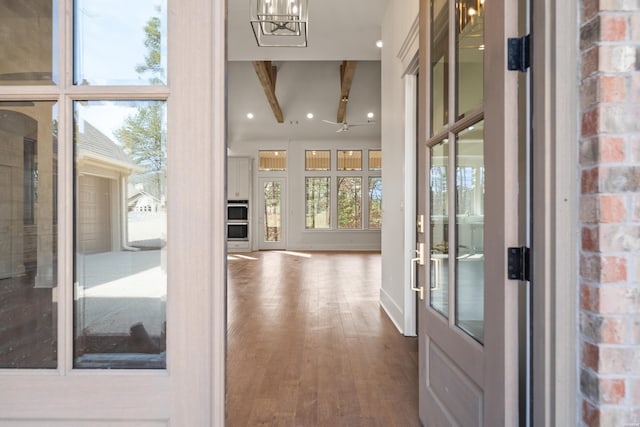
[77,175,112,254]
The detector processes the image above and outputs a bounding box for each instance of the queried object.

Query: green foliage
[135,6,164,84]
[114,103,164,172]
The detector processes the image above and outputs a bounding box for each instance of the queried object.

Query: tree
[135,6,164,85]
[115,8,166,198]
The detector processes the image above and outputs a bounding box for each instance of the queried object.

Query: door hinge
[507,34,531,71]
[507,247,531,281]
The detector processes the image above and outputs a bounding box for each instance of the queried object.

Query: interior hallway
[226,251,419,426]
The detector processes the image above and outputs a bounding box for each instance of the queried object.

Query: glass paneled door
[258,178,287,250]
[0,0,226,425]
[416,0,528,425]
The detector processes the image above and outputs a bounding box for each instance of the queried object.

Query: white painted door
[415,0,525,425]
[0,0,226,425]
[258,177,287,250]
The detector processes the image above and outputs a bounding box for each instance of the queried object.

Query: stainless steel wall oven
[227,200,249,241]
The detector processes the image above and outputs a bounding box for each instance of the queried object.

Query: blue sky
[74,0,166,141]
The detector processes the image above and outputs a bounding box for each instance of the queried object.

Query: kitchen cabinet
[228,157,251,200]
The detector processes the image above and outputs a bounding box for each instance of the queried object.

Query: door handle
[410,243,425,301]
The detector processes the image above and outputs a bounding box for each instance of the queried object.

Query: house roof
[76,120,137,170]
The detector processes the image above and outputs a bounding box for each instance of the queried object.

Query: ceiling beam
[337,60,357,123]
[252,61,284,123]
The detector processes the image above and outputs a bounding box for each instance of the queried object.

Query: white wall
[228,137,382,251]
[379,0,419,334]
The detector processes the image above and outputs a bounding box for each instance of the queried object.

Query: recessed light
[307,113,314,119]
[376,40,383,48]
[246,113,254,119]
[367,112,374,119]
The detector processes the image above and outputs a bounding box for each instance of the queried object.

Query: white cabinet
[228,157,251,200]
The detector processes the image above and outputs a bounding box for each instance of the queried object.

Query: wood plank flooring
[226,251,419,426]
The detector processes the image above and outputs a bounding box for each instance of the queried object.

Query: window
[305,177,330,229]
[368,177,382,229]
[337,177,362,229]
[304,148,382,231]
[305,150,330,170]
[259,150,286,171]
[337,150,362,171]
[368,150,382,171]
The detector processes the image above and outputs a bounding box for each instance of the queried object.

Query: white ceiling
[227,0,389,143]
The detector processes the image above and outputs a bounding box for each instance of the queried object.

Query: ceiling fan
[322,119,375,132]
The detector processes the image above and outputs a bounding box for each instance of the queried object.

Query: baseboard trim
[380,287,404,334]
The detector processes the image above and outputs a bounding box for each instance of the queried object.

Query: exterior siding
[579,0,640,425]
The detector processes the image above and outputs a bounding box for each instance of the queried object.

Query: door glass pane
[368,177,382,229]
[429,139,449,317]
[455,120,484,342]
[0,1,56,85]
[73,100,167,369]
[431,0,449,135]
[263,181,281,242]
[456,0,484,118]
[337,177,362,229]
[337,150,362,171]
[0,102,58,368]
[305,177,330,229]
[305,150,330,171]
[74,0,167,85]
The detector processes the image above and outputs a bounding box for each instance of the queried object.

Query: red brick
[583,227,599,252]
[633,74,640,103]
[592,256,626,283]
[600,195,626,223]
[581,283,598,311]
[600,378,626,404]
[581,196,600,223]
[581,312,626,343]
[598,285,640,314]
[582,108,600,137]
[582,399,600,427]
[600,15,627,41]
[582,47,600,80]
[599,136,625,162]
[582,341,600,371]
[632,316,640,344]
[600,76,626,103]
[581,168,600,194]
[599,45,636,73]
[582,0,600,23]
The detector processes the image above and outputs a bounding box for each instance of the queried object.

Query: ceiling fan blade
[322,119,340,125]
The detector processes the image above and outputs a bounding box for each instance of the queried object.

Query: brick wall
[579,1,640,425]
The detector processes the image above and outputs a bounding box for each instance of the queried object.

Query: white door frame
[0,0,226,424]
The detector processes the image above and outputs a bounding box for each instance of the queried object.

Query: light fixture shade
[250,0,309,47]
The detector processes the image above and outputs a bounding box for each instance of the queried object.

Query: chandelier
[250,0,309,47]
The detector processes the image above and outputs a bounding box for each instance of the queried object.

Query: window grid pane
[455,120,485,343]
[0,2,55,85]
[429,139,449,318]
[259,150,286,171]
[368,150,382,171]
[74,0,168,86]
[368,177,382,229]
[305,177,330,229]
[305,150,330,171]
[337,176,362,229]
[0,102,58,368]
[73,100,167,369]
[337,150,362,171]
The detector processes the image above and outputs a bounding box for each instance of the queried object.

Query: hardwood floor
[226,251,420,426]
